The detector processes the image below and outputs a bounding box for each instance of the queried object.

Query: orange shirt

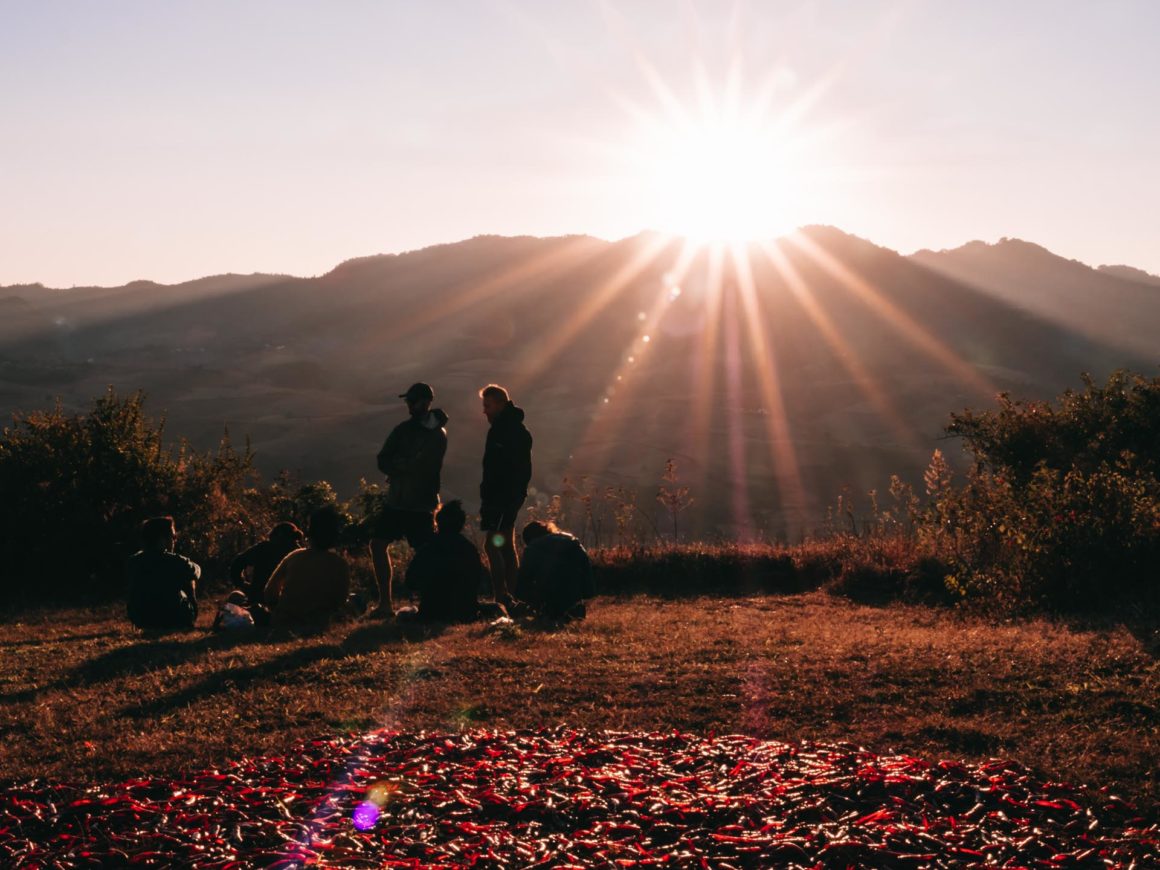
[264,547,350,628]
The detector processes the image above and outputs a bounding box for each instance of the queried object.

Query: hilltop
[2,228,1156,536]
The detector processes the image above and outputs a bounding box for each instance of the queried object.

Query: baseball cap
[399,382,434,402]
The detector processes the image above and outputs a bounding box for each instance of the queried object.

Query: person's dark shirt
[480,403,533,507]
[405,531,488,622]
[230,539,299,604]
[516,532,593,618]
[126,549,200,629]
[377,409,449,512]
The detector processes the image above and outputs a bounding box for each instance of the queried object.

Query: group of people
[125,383,593,632]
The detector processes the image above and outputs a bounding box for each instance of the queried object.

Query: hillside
[2,229,1155,537]
[910,238,1159,358]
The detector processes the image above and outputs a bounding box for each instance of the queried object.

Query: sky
[2,0,1159,287]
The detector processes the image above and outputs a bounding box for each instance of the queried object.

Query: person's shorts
[370,507,435,548]
[479,499,525,534]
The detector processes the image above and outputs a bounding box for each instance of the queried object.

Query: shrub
[0,390,270,603]
[922,370,1160,611]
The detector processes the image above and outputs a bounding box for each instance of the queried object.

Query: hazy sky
[3,0,1159,286]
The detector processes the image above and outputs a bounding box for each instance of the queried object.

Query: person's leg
[483,531,510,602]
[369,537,394,616]
[499,521,519,600]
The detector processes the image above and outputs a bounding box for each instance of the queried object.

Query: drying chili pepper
[1,729,1156,868]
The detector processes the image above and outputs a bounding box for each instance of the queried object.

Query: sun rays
[537,225,995,536]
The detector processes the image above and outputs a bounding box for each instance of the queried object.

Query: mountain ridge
[1,227,1155,537]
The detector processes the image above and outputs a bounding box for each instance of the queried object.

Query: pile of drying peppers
[2,729,1155,867]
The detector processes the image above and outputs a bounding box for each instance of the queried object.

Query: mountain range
[2,228,1156,538]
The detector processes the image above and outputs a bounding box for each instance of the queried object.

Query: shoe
[505,599,533,618]
[366,604,395,620]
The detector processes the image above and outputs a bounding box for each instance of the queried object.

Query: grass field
[2,590,1156,813]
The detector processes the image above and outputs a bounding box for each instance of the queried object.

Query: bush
[0,390,272,603]
[921,370,1160,612]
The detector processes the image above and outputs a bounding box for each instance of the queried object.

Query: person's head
[479,384,510,424]
[522,520,558,547]
[400,382,434,418]
[435,499,467,535]
[307,507,342,550]
[141,516,177,551]
[269,521,303,548]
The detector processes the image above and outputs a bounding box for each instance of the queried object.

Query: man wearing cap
[368,382,448,617]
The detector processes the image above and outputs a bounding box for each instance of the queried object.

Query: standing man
[369,382,448,617]
[478,383,532,606]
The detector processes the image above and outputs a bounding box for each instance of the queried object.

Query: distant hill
[910,238,1158,358]
[2,229,1156,537]
[1097,264,1160,288]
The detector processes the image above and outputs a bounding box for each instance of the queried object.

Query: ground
[1,591,1156,810]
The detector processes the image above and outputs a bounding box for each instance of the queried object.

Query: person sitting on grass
[229,521,303,607]
[263,507,350,631]
[515,520,594,620]
[126,516,200,631]
[403,500,496,623]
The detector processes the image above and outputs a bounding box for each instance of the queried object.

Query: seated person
[404,500,492,623]
[229,521,303,606]
[263,508,350,630]
[126,516,200,631]
[515,521,594,619]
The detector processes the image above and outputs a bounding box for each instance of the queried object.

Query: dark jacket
[377,408,448,512]
[126,549,200,630]
[480,403,532,506]
[515,532,593,618]
[405,531,488,622]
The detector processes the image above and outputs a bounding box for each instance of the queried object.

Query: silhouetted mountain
[910,238,1158,358]
[1097,264,1160,288]
[2,230,1156,537]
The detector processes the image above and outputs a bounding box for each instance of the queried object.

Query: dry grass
[1,591,1156,812]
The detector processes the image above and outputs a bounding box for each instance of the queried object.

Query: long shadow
[116,620,448,720]
[0,632,255,705]
[0,630,124,648]
[118,642,345,719]
[0,618,446,709]
[1063,609,1160,661]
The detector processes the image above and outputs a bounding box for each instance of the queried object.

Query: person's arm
[264,554,291,604]
[186,558,201,600]
[376,427,402,477]
[230,545,256,586]
[516,427,533,494]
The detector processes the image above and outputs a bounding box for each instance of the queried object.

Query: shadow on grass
[0,618,447,708]
[0,630,125,649]
[1063,608,1160,660]
[116,620,448,719]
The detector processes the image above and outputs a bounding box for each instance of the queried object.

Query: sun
[642,114,802,244]
[613,58,823,246]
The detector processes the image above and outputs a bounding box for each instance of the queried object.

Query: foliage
[920,370,1160,611]
[0,390,269,602]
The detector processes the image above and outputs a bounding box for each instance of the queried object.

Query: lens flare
[351,800,379,831]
